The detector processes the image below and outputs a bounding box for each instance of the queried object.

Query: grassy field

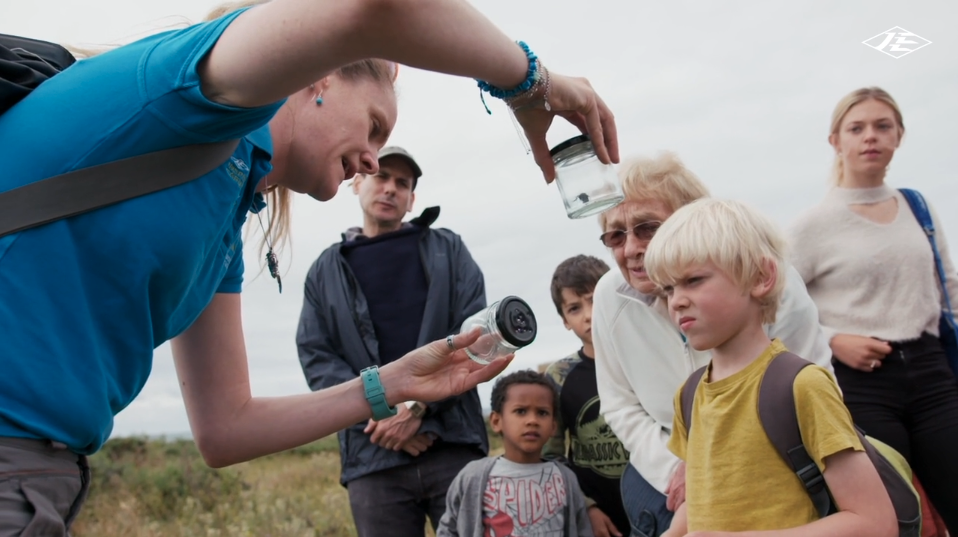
[72,431,503,537]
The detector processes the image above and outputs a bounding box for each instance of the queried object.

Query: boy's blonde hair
[599,152,710,230]
[644,198,786,324]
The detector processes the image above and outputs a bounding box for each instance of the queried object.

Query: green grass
[73,431,502,536]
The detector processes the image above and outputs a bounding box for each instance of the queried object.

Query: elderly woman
[591,153,830,537]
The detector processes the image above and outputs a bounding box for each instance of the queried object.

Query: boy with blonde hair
[593,152,833,536]
[645,198,901,535]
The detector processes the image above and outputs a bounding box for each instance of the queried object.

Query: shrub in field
[89,437,246,521]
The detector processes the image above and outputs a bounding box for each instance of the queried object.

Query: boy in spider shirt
[542,255,629,537]
[438,370,593,537]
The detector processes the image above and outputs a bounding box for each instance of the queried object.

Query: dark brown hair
[550,255,610,317]
[490,370,558,415]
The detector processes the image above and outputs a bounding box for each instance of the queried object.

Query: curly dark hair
[489,370,558,415]
[550,255,610,317]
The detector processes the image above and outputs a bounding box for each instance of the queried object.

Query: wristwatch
[360,366,397,420]
[405,400,427,419]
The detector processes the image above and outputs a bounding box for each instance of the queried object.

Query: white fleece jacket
[593,264,832,493]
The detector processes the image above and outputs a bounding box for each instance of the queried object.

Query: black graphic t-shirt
[543,349,630,534]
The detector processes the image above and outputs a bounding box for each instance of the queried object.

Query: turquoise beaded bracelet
[476,41,545,114]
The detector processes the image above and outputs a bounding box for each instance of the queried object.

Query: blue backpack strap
[899,188,957,320]
[758,352,834,518]
[899,188,958,376]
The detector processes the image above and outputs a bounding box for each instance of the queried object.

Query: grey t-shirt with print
[482,458,567,536]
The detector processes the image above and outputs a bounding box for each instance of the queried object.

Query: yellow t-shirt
[668,340,864,531]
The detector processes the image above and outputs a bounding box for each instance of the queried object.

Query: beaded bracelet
[476,41,551,114]
[505,60,551,112]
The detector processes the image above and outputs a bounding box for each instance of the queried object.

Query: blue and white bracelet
[476,41,552,114]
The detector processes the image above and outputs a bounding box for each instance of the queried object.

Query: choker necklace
[256,179,282,294]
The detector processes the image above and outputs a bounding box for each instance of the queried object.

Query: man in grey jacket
[296,147,488,537]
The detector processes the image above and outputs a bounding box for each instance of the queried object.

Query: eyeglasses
[599,221,662,248]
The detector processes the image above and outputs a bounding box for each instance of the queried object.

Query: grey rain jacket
[296,206,489,484]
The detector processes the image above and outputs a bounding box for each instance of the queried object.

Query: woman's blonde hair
[74,0,397,267]
[599,152,710,230]
[203,2,396,263]
[644,198,786,325]
[829,87,905,186]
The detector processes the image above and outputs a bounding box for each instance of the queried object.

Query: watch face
[408,402,425,418]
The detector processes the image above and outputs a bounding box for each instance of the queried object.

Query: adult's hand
[512,72,619,183]
[587,506,622,537]
[665,461,686,512]
[364,404,422,451]
[400,434,434,457]
[830,334,892,372]
[379,328,512,406]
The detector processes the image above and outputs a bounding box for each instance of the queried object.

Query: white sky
[4,0,957,438]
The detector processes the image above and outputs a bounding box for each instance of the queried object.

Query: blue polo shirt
[0,9,283,453]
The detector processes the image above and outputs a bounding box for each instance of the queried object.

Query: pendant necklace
[255,178,282,294]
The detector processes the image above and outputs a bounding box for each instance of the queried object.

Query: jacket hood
[341,206,441,242]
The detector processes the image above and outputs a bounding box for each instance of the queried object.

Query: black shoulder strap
[758,351,833,518]
[679,365,708,436]
[0,140,239,239]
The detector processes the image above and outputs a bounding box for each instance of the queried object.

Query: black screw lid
[549,134,591,158]
[495,296,537,348]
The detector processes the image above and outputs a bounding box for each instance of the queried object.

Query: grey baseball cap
[378,146,423,181]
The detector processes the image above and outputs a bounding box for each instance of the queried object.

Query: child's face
[490,383,557,464]
[560,288,594,346]
[662,261,761,351]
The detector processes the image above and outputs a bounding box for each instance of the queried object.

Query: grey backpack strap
[0,139,239,239]
[856,432,922,535]
[758,351,833,518]
[680,365,709,436]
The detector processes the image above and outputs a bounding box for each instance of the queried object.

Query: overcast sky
[4,0,957,438]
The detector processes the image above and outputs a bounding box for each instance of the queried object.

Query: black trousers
[833,332,958,532]
[346,443,482,537]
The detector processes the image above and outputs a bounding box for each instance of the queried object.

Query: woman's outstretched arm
[171,293,510,468]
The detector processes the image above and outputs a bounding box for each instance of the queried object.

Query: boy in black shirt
[543,255,630,537]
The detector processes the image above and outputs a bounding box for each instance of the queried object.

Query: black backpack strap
[679,365,709,436]
[0,140,240,239]
[758,351,833,518]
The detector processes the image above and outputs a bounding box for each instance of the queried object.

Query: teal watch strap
[360,366,397,420]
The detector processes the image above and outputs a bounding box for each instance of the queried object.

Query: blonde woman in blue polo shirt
[0,0,619,532]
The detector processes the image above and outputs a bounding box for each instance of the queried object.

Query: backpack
[678,351,921,536]
[0,34,238,239]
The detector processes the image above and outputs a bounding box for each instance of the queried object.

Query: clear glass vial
[459,296,537,365]
[550,134,624,219]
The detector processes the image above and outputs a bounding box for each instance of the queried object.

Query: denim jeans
[346,443,482,537]
[620,463,673,537]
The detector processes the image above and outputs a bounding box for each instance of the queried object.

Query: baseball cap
[378,146,423,183]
